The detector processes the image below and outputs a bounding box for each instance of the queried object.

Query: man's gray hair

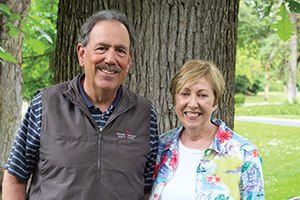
[78,10,136,54]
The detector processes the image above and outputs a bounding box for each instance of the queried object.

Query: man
[2,10,158,200]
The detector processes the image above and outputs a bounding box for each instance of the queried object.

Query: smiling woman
[149,59,265,200]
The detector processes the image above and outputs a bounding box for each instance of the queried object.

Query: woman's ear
[213,103,218,111]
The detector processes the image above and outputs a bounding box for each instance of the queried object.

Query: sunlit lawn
[234,120,300,199]
[245,91,300,104]
[236,91,300,199]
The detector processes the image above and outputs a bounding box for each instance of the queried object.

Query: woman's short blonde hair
[170,59,225,106]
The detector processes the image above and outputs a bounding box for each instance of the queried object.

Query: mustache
[96,63,122,73]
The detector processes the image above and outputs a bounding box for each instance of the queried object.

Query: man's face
[77,20,132,93]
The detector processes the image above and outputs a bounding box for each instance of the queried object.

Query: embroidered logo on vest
[117,129,136,140]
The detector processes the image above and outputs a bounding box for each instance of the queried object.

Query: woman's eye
[180,92,189,97]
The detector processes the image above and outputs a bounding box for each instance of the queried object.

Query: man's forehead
[88,21,130,46]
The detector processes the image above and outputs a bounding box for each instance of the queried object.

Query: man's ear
[77,44,85,67]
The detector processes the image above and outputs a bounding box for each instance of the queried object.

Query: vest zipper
[97,128,103,181]
[96,103,135,181]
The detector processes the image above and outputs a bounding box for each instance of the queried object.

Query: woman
[149,60,264,200]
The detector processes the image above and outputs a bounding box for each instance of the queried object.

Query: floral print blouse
[149,119,264,200]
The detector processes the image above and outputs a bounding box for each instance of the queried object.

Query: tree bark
[264,62,269,102]
[55,0,239,132]
[0,0,31,192]
[288,11,297,103]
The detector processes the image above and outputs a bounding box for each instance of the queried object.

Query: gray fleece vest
[28,76,151,200]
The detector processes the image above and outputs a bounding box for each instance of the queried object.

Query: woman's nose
[187,95,198,109]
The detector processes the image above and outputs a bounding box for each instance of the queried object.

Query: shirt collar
[208,119,232,155]
[167,119,232,156]
[78,73,121,109]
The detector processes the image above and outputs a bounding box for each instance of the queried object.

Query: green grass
[235,103,300,117]
[245,91,300,104]
[234,121,300,200]
[256,115,300,120]
[236,91,300,118]
[234,91,300,199]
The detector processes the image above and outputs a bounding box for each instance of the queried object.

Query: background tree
[288,8,298,103]
[22,0,58,100]
[55,0,239,132]
[236,0,299,102]
[0,0,31,191]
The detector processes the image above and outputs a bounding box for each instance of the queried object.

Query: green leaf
[285,0,300,13]
[25,15,53,44]
[0,3,11,18]
[10,13,21,20]
[21,20,31,34]
[7,22,19,39]
[263,4,272,17]
[270,3,296,42]
[0,4,21,20]
[35,26,53,44]
[26,37,46,54]
[0,46,18,63]
[26,15,45,29]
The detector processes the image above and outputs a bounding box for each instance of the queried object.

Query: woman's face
[175,76,218,132]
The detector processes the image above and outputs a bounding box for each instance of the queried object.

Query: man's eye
[116,49,127,56]
[96,47,106,53]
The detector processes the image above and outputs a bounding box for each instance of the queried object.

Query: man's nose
[104,49,117,64]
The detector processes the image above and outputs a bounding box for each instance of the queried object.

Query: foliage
[236,0,297,102]
[248,78,263,94]
[266,0,300,41]
[236,1,270,93]
[234,121,300,199]
[0,1,57,100]
[270,1,297,42]
[0,3,19,63]
[0,45,17,63]
[22,0,58,100]
[0,3,52,63]
[234,94,246,106]
[268,80,284,91]
[235,75,250,94]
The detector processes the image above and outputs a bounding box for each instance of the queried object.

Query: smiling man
[2,10,158,200]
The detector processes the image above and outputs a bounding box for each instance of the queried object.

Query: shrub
[248,78,263,95]
[234,94,246,106]
[235,75,249,94]
[269,81,284,92]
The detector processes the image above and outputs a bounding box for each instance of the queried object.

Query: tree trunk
[288,11,297,103]
[0,0,31,192]
[55,0,239,132]
[264,62,270,102]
